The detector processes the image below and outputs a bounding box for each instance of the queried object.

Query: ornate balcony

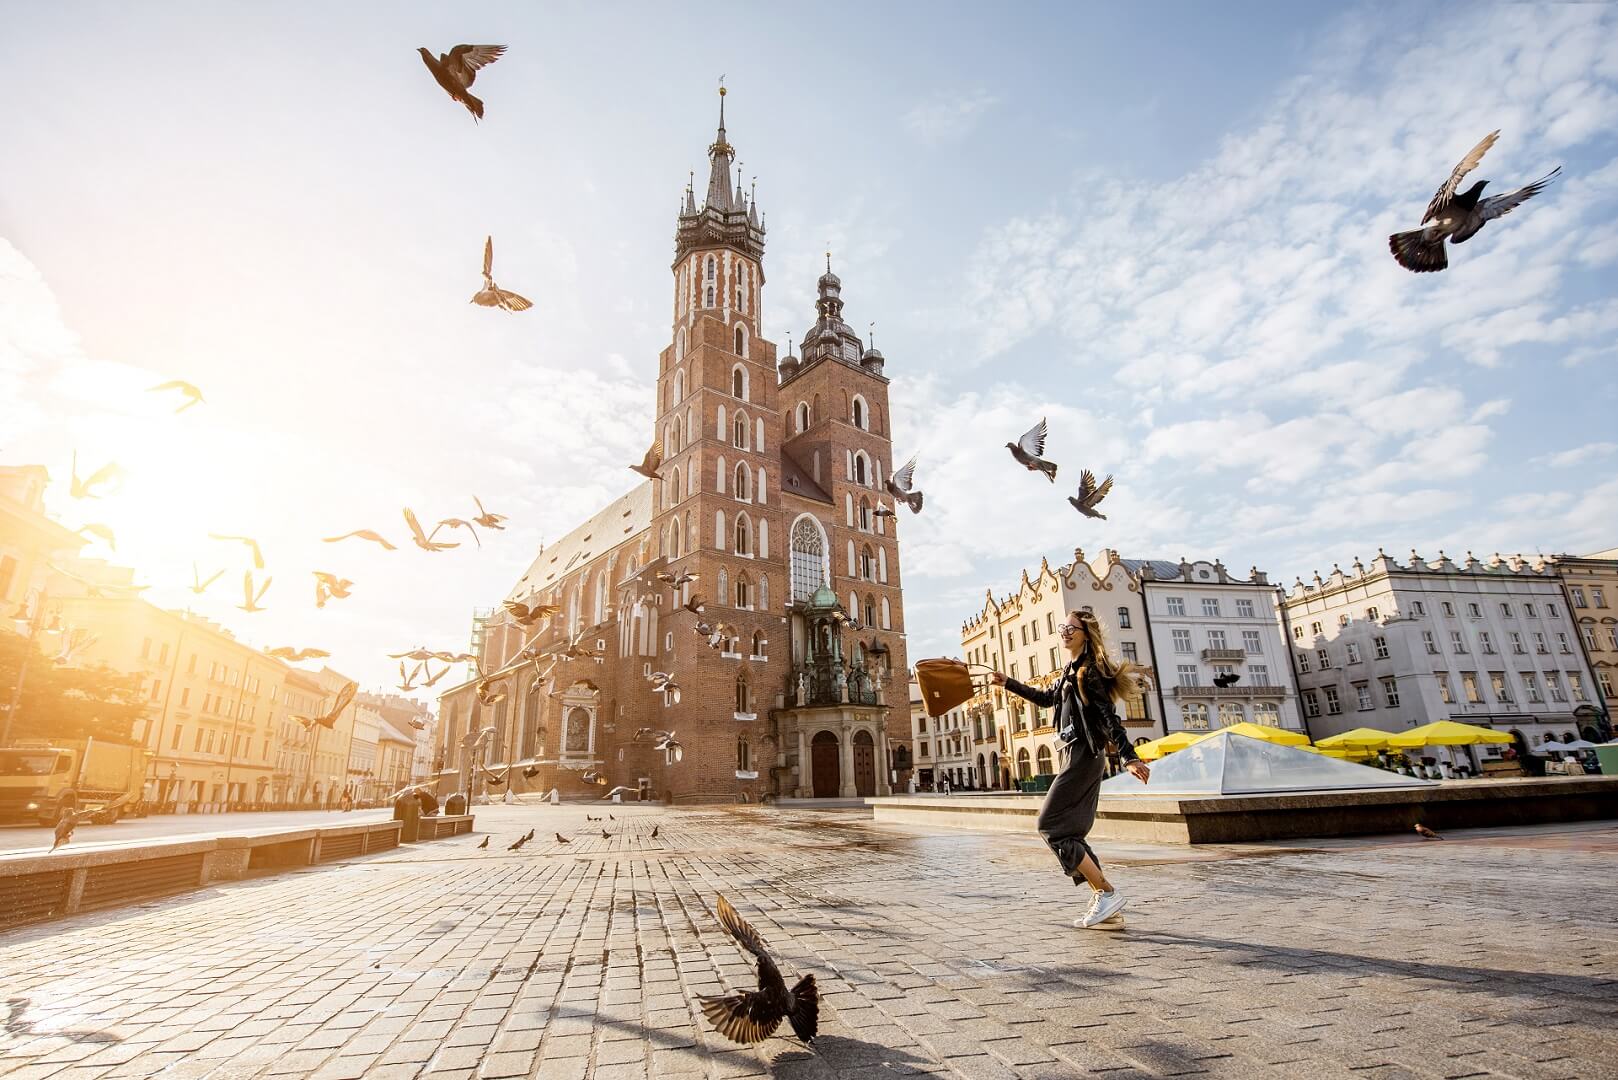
[1200,648,1247,662]
[789,662,882,708]
[1171,684,1288,699]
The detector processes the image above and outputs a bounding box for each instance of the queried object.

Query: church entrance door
[853,730,876,797]
[811,731,840,798]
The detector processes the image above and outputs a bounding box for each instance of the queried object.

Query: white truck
[0,738,147,825]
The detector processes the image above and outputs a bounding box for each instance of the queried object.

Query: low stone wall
[867,777,1618,844]
[0,814,475,933]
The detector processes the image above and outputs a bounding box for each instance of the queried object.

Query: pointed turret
[675,86,765,264]
[704,88,736,211]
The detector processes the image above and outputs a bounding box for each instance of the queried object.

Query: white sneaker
[1077,889,1126,928]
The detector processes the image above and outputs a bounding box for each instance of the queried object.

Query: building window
[1202,598,1221,617]
[1339,614,1350,628]
[1208,629,1228,651]
[1181,702,1210,729]
[1172,629,1192,654]
[1381,678,1400,708]
[1121,641,1138,662]
[1294,625,1303,640]
[1435,672,1453,704]
[735,676,752,714]
[1559,632,1572,654]
[1297,651,1311,673]
[1218,701,1244,726]
[1252,702,1280,727]
[1118,607,1131,629]
[1422,631,1438,655]
[1490,672,1512,703]
[1522,673,1542,703]
[852,396,866,430]
[1442,602,1455,617]
[1462,672,1481,703]
[1176,664,1199,687]
[1317,648,1332,669]
[1166,597,1185,616]
[1500,603,1513,618]
[737,737,750,773]
[732,367,746,399]
[1243,630,1262,654]
[1581,626,1597,651]
[860,546,875,581]
[1570,672,1587,701]
[1508,631,1524,654]
[1595,588,1607,608]
[1310,621,1322,636]
[1355,683,1373,711]
[1346,642,1361,664]
[1249,664,1270,686]
[1548,602,1559,618]
[1546,671,1566,702]
[858,497,872,531]
[1467,602,1482,618]
[1323,687,1342,715]
[853,453,868,486]
[1302,692,1320,718]
[1571,586,1588,606]
[1412,601,1426,616]
[1595,670,1611,700]
[735,325,747,356]
[790,517,826,602]
[1450,631,1467,654]
[1373,635,1389,659]
[1479,631,1495,654]
[1367,606,1379,622]
[1236,598,1255,618]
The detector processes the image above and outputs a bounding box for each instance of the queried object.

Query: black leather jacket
[1005,660,1139,762]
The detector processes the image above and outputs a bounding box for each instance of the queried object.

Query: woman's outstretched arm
[987,670,1055,709]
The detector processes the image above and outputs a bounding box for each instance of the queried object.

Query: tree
[0,632,147,744]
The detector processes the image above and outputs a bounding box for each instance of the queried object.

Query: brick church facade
[433,92,912,802]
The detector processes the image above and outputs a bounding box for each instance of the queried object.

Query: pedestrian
[987,609,1150,929]
[940,775,951,796]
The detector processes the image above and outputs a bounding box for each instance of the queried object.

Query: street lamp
[3,588,63,746]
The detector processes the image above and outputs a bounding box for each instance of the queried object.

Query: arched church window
[759,575,769,611]
[854,453,868,486]
[732,412,748,450]
[859,496,871,531]
[706,286,715,307]
[795,402,809,433]
[852,395,866,430]
[735,572,751,608]
[734,462,751,501]
[706,256,715,282]
[732,366,747,400]
[717,566,728,604]
[790,516,827,603]
[734,512,752,555]
[864,594,876,628]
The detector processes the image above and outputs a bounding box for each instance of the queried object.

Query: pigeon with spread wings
[210,533,265,570]
[69,452,126,499]
[471,236,533,312]
[1389,130,1561,273]
[313,572,354,609]
[698,895,818,1046]
[885,455,923,513]
[148,380,204,413]
[266,646,330,662]
[404,508,458,552]
[503,598,561,626]
[238,572,272,613]
[417,44,506,122]
[1068,470,1113,520]
[322,529,397,551]
[294,680,357,731]
[432,517,481,547]
[1007,417,1058,482]
[471,496,507,530]
[630,439,664,480]
[191,562,225,595]
[50,796,129,851]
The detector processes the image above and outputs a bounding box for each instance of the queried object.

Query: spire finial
[826,248,832,273]
[868,321,876,348]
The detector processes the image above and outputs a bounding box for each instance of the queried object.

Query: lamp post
[3,589,62,746]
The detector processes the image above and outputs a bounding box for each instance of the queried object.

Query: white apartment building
[1280,550,1600,759]
[907,679,977,789]
[1134,558,1304,737]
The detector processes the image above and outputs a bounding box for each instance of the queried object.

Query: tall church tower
[647,88,785,799]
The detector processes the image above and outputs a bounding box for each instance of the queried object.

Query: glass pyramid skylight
[1101,731,1439,796]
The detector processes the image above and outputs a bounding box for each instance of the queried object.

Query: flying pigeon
[885,455,923,514]
[1212,672,1240,688]
[417,44,506,122]
[1007,418,1058,482]
[238,572,272,613]
[522,765,541,779]
[603,786,636,801]
[658,569,698,589]
[1389,130,1561,273]
[471,496,507,530]
[50,797,127,851]
[682,595,707,616]
[432,516,482,547]
[647,671,682,703]
[190,563,225,595]
[471,236,533,312]
[404,508,458,552]
[322,529,397,551]
[631,439,665,480]
[209,532,265,569]
[1068,470,1113,519]
[503,599,561,626]
[698,895,819,1046]
[872,504,897,520]
[69,452,126,499]
[266,646,330,662]
[148,379,204,413]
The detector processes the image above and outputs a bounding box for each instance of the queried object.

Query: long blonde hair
[1069,609,1140,707]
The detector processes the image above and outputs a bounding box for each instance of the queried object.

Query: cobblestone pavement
[1,805,1614,1080]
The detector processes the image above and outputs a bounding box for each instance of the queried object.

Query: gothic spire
[705,86,735,211]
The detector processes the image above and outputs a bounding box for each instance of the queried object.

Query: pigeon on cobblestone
[507,836,525,850]
[555,833,570,844]
[417,44,506,122]
[524,829,535,842]
[885,455,923,514]
[1068,470,1113,519]
[651,825,660,839]
[699,895,818,1046]
[601,829,613,838]
[1007,418,1058,482]
[1389,130,1561,273]
[477,836,489,849]
[1415,824,1443,840]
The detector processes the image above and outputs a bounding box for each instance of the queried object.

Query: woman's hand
[1125,760,1150,784]
[986,671,1006,686]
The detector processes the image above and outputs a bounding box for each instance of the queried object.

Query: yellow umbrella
[1386,720,1514,748]
[1133,729,1210,760]
[1316,727,1396,750]
[1301,746,1354,758]
[1215,721,1311,746]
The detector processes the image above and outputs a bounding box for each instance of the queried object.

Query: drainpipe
[1136,580,1169,735]
[1276,586,1314,742]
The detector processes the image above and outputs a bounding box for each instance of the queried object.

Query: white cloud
[901,89,1001,145]
[1535,441,1618,468]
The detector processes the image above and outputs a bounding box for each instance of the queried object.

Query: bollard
[444,792,468,816]
[392,792,422,842]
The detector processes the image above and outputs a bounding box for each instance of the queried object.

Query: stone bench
[0,813,474,932]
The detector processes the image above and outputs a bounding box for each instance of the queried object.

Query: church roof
[777,451,834,505]
[505,482,653,602]
[1116,558,1185,581]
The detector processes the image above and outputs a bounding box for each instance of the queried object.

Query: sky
[2,1,1615,702]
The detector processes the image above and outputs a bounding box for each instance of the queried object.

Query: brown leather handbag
[915,658,976,717]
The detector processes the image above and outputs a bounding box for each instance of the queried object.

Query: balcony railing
[1200,648,1247,662]
[790,663,881,708]
[1171,684,1288,699]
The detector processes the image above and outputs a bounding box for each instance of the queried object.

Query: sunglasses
[1057,623,1082,639]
